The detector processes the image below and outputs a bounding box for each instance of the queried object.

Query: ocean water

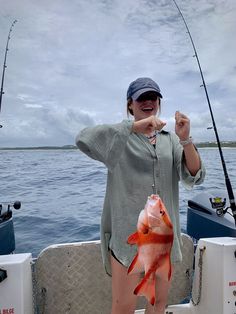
[0,147,236,257]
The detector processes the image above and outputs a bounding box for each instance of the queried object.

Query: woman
[76,77,205,314]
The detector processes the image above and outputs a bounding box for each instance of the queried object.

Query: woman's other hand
[175,111,190,140]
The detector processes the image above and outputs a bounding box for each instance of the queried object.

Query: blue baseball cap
[127,77,163,100]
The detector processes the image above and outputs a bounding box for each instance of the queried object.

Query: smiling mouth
[142,106,154,112]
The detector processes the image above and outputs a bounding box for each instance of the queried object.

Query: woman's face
[129,91,160,121]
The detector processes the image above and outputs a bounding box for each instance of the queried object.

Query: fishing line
[172,0,236,226]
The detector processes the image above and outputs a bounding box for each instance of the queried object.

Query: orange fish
[127,194,173,305]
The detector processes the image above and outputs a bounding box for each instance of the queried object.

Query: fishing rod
[172,0,236,226]
[0,19,18,128]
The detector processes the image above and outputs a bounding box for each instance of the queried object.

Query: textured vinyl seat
[34,233,194,314]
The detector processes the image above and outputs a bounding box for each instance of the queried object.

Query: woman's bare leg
[111,254,141,314]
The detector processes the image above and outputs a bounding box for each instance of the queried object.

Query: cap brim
[132,88,162,100]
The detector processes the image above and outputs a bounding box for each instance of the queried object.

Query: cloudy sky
[0,0,235,147]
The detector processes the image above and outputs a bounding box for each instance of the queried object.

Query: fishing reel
[0,201,21,223]
[0,201,21,255]
[209,197,228,217]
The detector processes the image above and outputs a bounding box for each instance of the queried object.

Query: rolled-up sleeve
[75,120,133,171]
[171,133,206,189]
[180,155,205,189]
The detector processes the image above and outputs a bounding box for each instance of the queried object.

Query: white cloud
[24,103,43,108]
[0,0,235,146]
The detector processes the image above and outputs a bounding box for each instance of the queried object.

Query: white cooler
[0,253,33,314]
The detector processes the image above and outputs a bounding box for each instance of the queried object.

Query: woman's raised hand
[132,115,166,134]
[175,111,190,141]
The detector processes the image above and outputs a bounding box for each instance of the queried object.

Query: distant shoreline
[0,142,236,150]
[196,141,236,148]
[0,145,77,150]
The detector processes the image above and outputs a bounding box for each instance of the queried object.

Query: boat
[1,191,236,314]
[0,211,236,314]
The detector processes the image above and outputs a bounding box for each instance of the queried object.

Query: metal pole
[172,0,236,225]
[0,19,18,127]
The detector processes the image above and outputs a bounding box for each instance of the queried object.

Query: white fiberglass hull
[0,236,236,314]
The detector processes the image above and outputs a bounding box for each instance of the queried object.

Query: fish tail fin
[134,270,156,305]
[127,253,144,274]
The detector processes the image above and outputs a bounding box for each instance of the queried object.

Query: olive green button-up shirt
[76,120,205,275]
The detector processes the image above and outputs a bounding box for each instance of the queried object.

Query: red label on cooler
[0,309,15,314]
[229,281,236,286]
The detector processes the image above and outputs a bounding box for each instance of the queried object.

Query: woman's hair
[126,98,161,117]
[127,99,133,116]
